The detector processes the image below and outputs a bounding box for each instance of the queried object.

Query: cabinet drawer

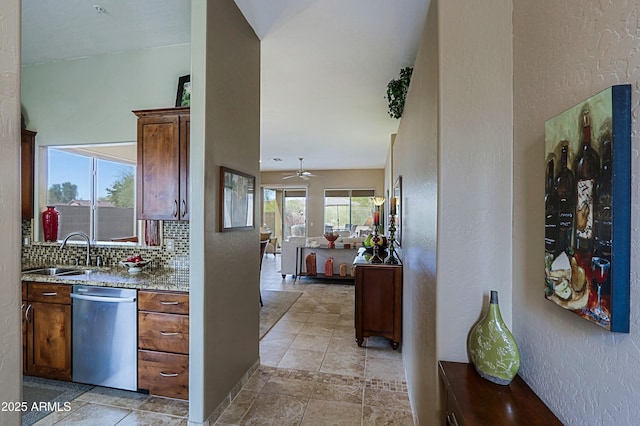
[138,349,188,400]
[28,283,71,304]
[138,290,189,314]
[138,312,189,354]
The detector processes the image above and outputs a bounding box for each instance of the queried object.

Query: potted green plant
[385,67,413,119]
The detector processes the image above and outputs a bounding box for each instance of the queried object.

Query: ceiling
[21,0,429,173]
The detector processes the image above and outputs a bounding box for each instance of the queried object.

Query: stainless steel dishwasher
[71,285,138,391]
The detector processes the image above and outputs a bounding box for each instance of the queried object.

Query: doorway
[262,187,307,246]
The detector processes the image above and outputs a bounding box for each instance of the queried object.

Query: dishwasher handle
[71,293,137,303]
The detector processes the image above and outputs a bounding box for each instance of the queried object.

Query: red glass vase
[42,206,60,242]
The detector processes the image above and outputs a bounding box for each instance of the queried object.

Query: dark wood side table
[355,263,402,349]
[439,361,561,425]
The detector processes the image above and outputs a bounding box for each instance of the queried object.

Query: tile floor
[31,254,413,425]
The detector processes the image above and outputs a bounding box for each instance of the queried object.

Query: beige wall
[189,0,261,422]
[0,0,22,425]
[391,2,438,423]
[261,169,385,237]
[513,1,640,424]
[393,0,513,423]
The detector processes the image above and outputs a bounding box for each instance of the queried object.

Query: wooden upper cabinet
[134,107,190,221]
[21,129,36,220]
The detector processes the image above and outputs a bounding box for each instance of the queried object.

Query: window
[324,189,376,236]
[45,144,136,243]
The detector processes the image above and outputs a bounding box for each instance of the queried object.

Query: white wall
[513,1,640,424]
[0,0,23,425]
[21,44,190,146]
[261,169,385,238]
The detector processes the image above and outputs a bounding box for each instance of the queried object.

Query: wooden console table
[295,246,357,281]
[439,361,561,425]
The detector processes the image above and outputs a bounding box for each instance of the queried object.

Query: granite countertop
[21,264,189,292]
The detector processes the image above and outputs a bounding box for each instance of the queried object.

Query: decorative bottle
[468,290,520,385]
[574,110,600,253]
[544,159,559,256]
[324,258,334,277]
[42,206,60,242]
[594,138,612,259]
[555,144,575,254]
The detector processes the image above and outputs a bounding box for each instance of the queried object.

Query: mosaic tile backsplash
[21,220,189,271]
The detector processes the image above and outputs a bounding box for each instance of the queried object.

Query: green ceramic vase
[468,290,520,385]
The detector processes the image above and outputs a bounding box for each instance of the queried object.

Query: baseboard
[204,359,260,424]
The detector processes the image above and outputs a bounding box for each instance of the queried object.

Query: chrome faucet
[60,232,91,266]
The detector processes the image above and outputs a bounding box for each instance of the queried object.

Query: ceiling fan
[282,157,317,180]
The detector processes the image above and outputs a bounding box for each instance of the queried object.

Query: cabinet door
[26,302,71,381]
[22,300,27,374]
[355,265,402,347]
[137,115,181,220]
[21,130,36,220]
[179,115,190,220]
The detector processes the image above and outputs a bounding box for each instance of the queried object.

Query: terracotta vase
[468,290,520,385]
[339,263,347,277]
[42,206,60,242]
[305,252,317,276]
[324,258,334,277]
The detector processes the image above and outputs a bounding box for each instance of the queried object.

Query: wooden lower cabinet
[355,264,403,349]
[24,283,72,381]
[138,350,189,400]
[138,290,189,399]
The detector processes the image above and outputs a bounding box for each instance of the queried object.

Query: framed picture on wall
[544,84,631,333]
[175,75,191,107]
[220,167,256,231]
[393,176,402,246]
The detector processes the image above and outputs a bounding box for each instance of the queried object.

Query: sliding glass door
[262,187,307,244]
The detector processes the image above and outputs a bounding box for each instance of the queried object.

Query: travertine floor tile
[281,311,312,322]
[75,386,149,409]
[261,330,297,348]
[138,396,189,417]
[216,389,257,425]
[290,333,332,352]
[49,402,129,425]
[32,400,88,425]
[298,322,337,337]
[259,343,289,367]
[311,381,364,405]
[364,388,412,411]
[362,406,414,425]
[301,399,362,425]
[260,376,316,398]
[365,357,406,382]
[116,410,184,426]
[320,351,366,377]
[240,393,307,425]
[277,348,325,371]
[307,312,341,324]
[270,319,306,334]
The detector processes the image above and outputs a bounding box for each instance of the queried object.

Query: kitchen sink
[22,267,95,276]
